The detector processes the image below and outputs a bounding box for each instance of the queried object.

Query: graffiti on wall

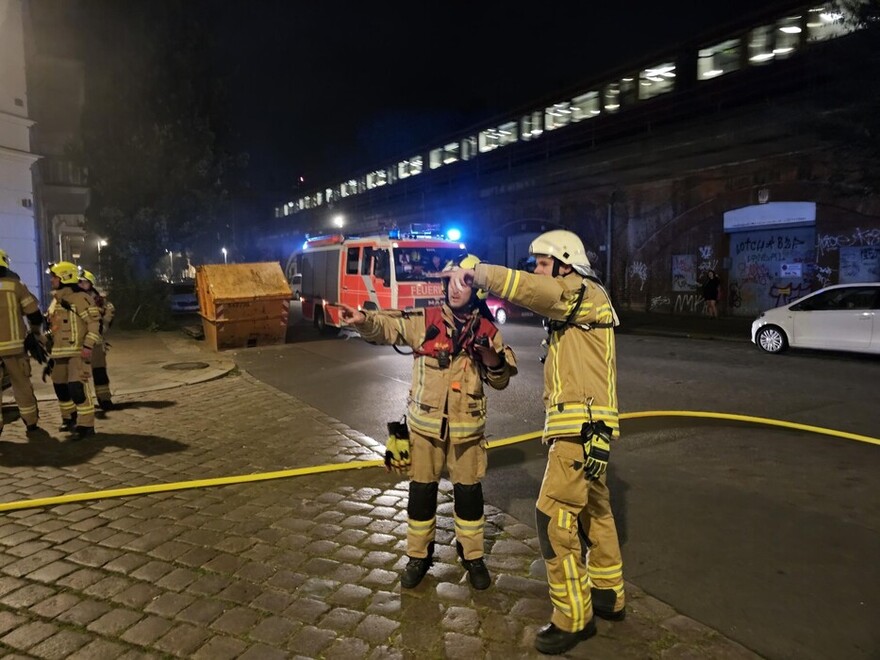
[816,228,880,256]
[736,262,772,285]
[697,245,718,275]
[769,282,812,306]
[839,246,879,283]
[674,294,703,313]
[650,296,671,310]
[628,261,648,291]
[672,255,697,291]
[815,265,833,288]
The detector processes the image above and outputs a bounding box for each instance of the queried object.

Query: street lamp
[221,247,228,264]
[97,239,108,281]
[333,214,345,228]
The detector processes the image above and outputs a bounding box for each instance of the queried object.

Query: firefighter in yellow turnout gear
[339,255,517,590]
[79,269,115,410]
[443,231,625,655]
[47,262,102,441]
[0,249,46,434]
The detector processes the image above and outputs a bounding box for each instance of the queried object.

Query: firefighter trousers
[406,428,487,560]
[0,353,39,429]
[535,436,625,633]
[89,342,111,403]
[51,356,95,429]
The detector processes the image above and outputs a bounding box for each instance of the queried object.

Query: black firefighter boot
[534,618,597,655]
[70,426,96,441]
[591,587,626,620]
[457,542,491,590]
[59,413,77,433]
[400,542,434,589]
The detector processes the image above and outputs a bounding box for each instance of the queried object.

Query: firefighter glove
[385,418,411,474]
[582,420,613,480]
[81,346,92,363]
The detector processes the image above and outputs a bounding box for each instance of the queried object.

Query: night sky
[209,0,787,196]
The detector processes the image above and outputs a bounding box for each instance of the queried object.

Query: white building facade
[0,0,41,299]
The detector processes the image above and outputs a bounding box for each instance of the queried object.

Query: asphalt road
[233,306,880,660]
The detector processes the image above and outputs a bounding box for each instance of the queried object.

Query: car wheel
[494,308,508,325]
[756,325,788,354]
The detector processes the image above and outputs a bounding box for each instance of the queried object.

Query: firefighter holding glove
[338,254,517,592]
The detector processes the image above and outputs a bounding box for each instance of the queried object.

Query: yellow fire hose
[1,410,876,513]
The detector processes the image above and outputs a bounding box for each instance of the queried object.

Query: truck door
[362,246,393,310]
[340,245,366,308]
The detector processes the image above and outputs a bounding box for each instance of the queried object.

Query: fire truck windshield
[393,247,464,282]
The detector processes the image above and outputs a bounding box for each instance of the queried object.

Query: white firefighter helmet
[529,229,597,278]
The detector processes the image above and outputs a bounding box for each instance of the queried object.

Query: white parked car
[751,283,880,355]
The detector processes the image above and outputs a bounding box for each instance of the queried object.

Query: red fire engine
[297,229,467,332]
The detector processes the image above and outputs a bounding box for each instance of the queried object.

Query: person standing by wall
[701,269,721,318]
[442,230,626,655]
[46,262,101,440]
[0,249,45,434]
[339,255,517,591]
[79,269,116,409]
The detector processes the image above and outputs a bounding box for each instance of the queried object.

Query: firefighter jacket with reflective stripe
[0,277,40,357]
[86,289,115,333]
[47,287,101,358]
[354,304,517,443]
[475,264,620,441]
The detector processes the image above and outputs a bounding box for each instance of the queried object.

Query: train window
[520,110,543,140]
[366,169,387,189]
[748,25,775,64]
[639,62,676,100]
[807,4,853,42]
[443,142,459,165]
[545,102,572,131]
[571,92,600,121]
[603,83,621,113]
[497,122,517,146]
[698,38,741,80]
[461,136,478,160]
[775,15,803,59]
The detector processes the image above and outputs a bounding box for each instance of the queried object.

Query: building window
[571,92,600,121]
[639,62,676,100]
[775,15,803,58]
[545,102,572,131]
[325,188,334,203]
[397,156,422,179]
[479,128,500,152]
[748,25,775,64]
[807,4,853,41]
[698,38,741,80]
[429,148,442,170]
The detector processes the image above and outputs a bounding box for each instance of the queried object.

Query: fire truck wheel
[314,305,340,335]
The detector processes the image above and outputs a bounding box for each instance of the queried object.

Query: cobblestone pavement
[0,371,761,659]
